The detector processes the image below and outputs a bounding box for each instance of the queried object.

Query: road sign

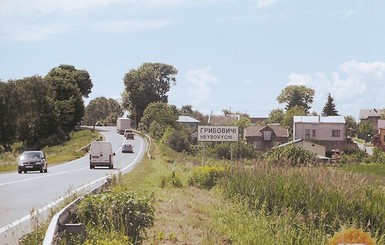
[198,125,239,142]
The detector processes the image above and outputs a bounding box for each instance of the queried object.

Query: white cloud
[185,67,217,110]
[256,0,277,8]
[287,60,385,116]
[95,19,173,33]
[2,22,69,42]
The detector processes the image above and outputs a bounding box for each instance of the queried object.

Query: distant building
[250,117,268,125]
[371,119,385,151]
[177,116,200,129]
[208,114,240,125]
[244,124,289,151]
[293,115,357,156]
[359,108,385,130]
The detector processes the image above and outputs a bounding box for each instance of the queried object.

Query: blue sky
[1,0,385,120]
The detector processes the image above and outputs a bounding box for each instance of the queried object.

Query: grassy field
[0,128,100,173]
[116,144,385,244]
[16,137,385,244]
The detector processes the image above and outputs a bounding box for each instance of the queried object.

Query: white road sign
[198,125,239,142]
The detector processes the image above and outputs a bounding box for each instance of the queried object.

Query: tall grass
[219,163,385,243]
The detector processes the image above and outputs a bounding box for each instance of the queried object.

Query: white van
[89,141,115,169]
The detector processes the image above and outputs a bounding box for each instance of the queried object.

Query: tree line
[0,65,92,150]
[1,61,374,153]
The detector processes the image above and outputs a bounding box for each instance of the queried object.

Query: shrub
[372,147,385,164]
[188,164,227,189]
[265,144,318,166]
[77,191,154,243]
[159,170,183,188]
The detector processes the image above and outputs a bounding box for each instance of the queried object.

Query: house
[359,108,385,130]
[293,115,357,156]
[371,119,385,151]
[208,114,240,125]
[177,116,200,129]
[244,124,289,151]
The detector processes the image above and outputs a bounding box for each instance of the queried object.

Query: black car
[122,144,133,153]
[18,151,48,174]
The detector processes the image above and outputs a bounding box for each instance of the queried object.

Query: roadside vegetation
[46,140,385,244]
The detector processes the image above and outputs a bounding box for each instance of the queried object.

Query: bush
[77,191,154,243]
[188,164,227,189]
[159,170,183,188]
[372,147,385,164]
[265,144,318,166]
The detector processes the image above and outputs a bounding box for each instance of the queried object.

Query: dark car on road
[122,144,133,153]
[18,151,48,174]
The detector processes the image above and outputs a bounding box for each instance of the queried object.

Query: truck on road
[117,118,131,134]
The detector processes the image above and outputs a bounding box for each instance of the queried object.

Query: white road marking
[0,167,89,187]
[0,135,145,234]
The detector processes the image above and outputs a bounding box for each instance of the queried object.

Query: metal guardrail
[42,179,110,245]
[43,129,152,244]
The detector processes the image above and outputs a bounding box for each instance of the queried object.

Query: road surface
[0,127,147,244]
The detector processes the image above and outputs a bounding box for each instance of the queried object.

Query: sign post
[197,126,239,164]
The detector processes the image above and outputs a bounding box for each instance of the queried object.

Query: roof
[250,117,268,125]
[177,116,200,123]
[244,124,289,138]
[359,109,384,120]
[273,139,302,148]
[208,114,239,125]
[293,116,345,124]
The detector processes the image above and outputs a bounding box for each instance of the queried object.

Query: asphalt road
[0,127,147,244]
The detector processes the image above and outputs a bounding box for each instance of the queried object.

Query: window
[332,130,341,137]
[263,131,271,141]
[312,130,316,137]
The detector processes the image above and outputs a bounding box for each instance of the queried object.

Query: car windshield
[19,152,41,160]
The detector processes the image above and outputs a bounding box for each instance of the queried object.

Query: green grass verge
[342,163,385,176]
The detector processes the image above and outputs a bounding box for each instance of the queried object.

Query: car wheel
[90,165,93,169]
[109,164,113,169]
[18,171,22,174]
[44,168,47,173]
[24,170,27,173]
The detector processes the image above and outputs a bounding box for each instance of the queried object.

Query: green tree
[122,63,177,126]
[277,85,315,114]
[46,64,93,97]
[83,97,123,126]
[45,64,92,134]
[268,108,285,124]
[345,115,358,137]
[0,81,18,150]
[322,93,339,116]
[163,124,192,152]
[16,76,60,148]
[236,115,251,137]
[282,105,307,132]
[139,102,178,139]
[357,121,376,142]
